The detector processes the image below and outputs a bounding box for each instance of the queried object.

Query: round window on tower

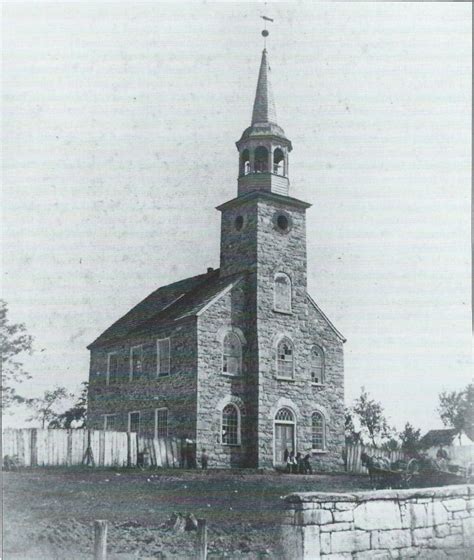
[273,212,292,234]
[235,215,244,231]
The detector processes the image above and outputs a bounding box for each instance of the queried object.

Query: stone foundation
[281,485,474,559]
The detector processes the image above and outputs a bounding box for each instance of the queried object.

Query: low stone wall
[281,485,474,559]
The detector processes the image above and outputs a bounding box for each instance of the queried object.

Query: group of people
[284,449,313,474]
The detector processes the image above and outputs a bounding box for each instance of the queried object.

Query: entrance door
[275,423,294,465]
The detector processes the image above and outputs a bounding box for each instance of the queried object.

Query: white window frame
[311,345,325,386]
[128,410,141,433]
[156,338,171,377]
[311,411,326,452]
[273,272,292,314]
[129,345,143,381]
[106,352,118,386]
[221,331,242,377]
[103,413,118,431]
[154,407,168,438]
[276,337,295,380]
[221,403,241,446]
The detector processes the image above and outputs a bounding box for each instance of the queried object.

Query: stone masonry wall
[219,198,259,278]
[197,275,259,468]
[255,197,345,469]
[87,320,198,440]
[281,485,474,559]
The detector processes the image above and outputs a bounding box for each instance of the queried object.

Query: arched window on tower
[273,148,285,175]
[222,332,242,376]
[241,149,250,175]
[222,403,240,445]
[311,346,325,385]
[277,338,294,379]
[254,146,268,173]
[312,411,325,451]
[274,273,292,313]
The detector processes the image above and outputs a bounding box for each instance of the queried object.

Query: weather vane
[260,15,274,49]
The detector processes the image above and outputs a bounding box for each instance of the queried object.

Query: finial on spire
[260,15,273,49]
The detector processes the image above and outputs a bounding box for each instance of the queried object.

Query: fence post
[196,518,207,560]
[30,429,37,467]
[127,432,132,467]
[94,520,108,560]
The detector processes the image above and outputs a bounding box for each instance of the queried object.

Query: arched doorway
[274,407,295,465]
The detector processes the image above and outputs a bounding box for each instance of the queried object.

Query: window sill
[222,443,241,447]
[276,376,295,382]
[221,372,241,378]
[311,383,326,388]
[312,449,328,455]
[273,309,293,316]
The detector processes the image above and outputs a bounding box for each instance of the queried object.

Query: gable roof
[306,294,346,343]
[419,428,458,448]
[88,269,241,349]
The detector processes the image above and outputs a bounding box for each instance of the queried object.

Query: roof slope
[88,269,240,349]
[419,428,458,448]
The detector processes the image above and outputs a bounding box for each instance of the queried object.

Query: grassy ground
[3,467,374,559]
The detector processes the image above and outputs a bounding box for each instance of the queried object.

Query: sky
[2,2,472,433]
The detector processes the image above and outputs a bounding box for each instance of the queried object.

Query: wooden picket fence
[4,429,408,474]
[2,428,196,469]
[137,435,195,468]
[2,428,134,467]
[345,443,406,474]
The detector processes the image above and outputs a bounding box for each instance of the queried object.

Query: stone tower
[215,48,344,469]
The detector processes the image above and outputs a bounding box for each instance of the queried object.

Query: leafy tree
[352,387,391,447]
[380,437,400,452]
[399,422,422,456]
[49,382,88,428]
[438,383,474,443]
[26,386,72,428]
[0,300,34,409]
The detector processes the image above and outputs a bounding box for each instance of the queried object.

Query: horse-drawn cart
[361,452,473,489]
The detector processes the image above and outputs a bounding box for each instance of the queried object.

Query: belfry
[236,48,292,197]
[87,39,346,470]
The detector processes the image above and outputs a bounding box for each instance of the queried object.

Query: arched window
[254,146,268,173]
[277,338,294,379]
[275,407,295,422]
[241,149,250,175]
[222,332,242,376]
[273,148,285,175]
[222,404,239,445]
[274,273,291,313]
[275,407,295,465]
[312,412,325,450]
[311,346,325,384]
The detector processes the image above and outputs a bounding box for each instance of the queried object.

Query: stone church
[87,47,346,470]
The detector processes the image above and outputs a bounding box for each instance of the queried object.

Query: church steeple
[236,48,292,197]
[251,49,277,125]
